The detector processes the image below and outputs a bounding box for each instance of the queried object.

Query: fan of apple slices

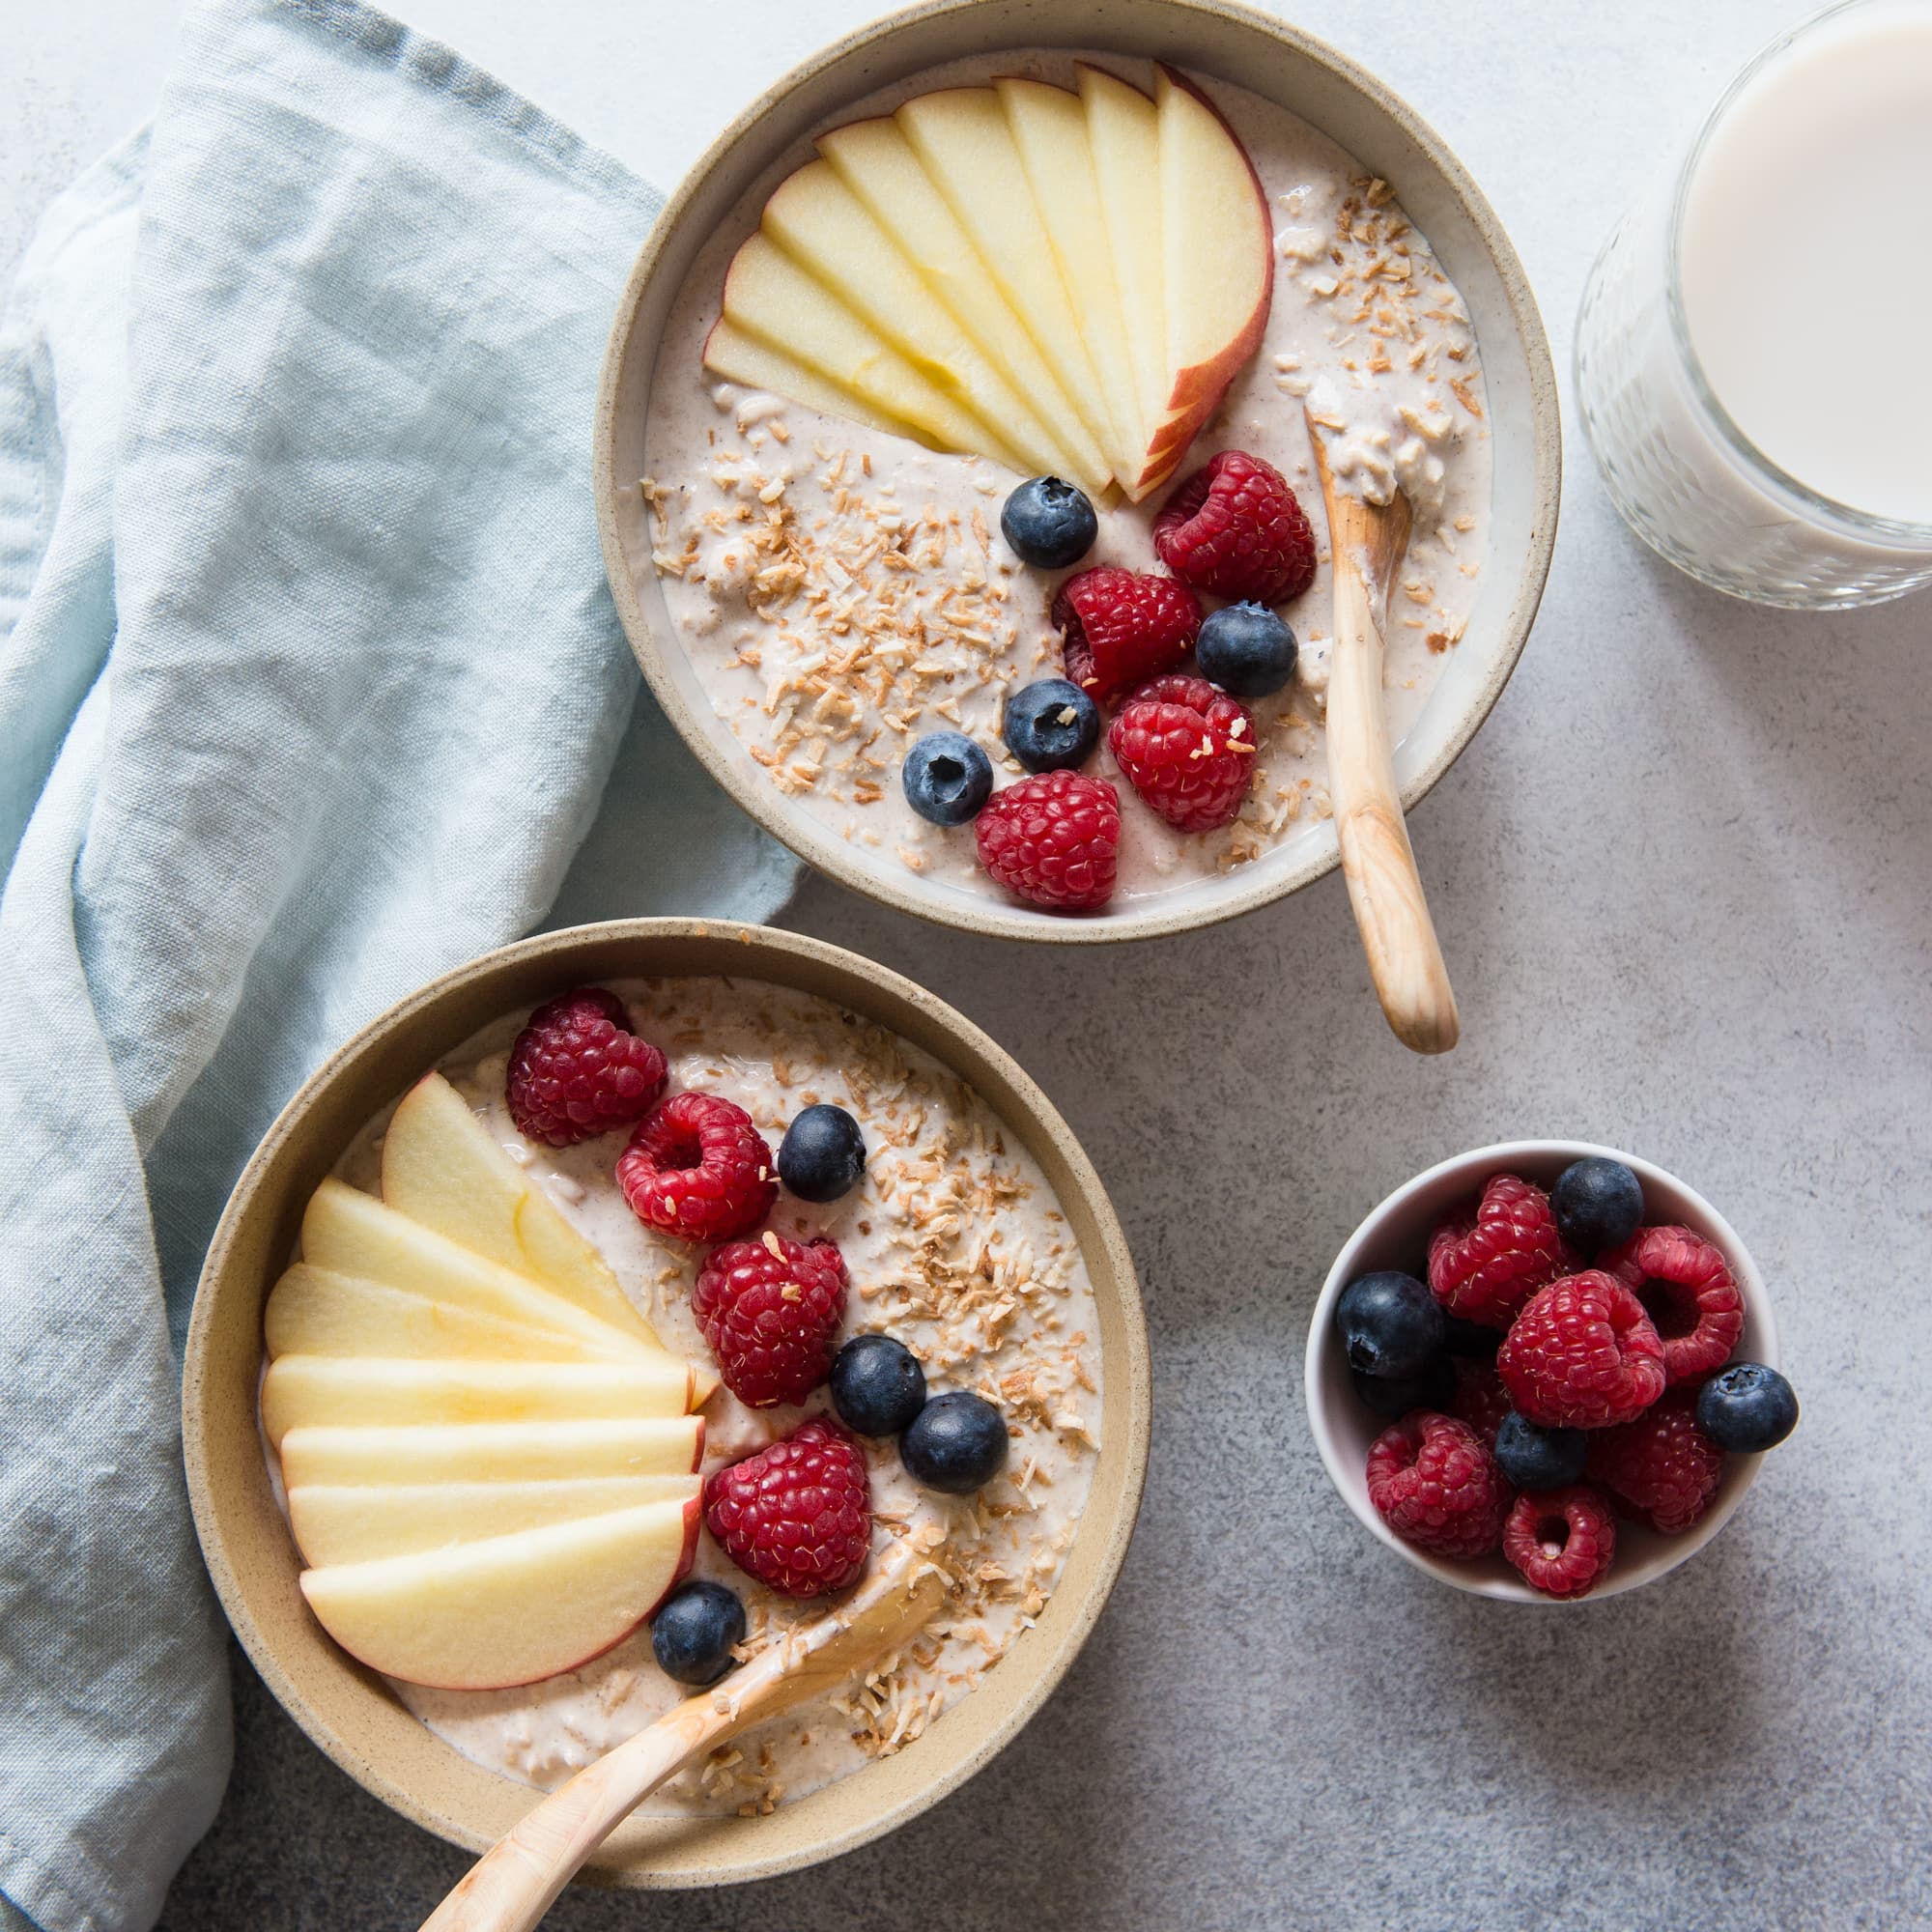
[703,64,1273,504]
[263,1073,710,1691]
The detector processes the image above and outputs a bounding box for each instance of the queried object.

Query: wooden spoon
[1302,408,1460,1055]
[418,1549,946,1932]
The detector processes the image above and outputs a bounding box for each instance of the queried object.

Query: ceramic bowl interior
[1304,1141,1778,1603]
[182,920,1150,1886]
[594,0,1561,943]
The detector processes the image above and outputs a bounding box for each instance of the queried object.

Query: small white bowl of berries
[1304,1142,1798,1602]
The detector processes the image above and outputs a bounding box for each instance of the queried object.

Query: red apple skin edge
[305,1495,704,1694]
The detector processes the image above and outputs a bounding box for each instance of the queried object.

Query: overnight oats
[257,978,1101,1816]
[635,52,1492,913]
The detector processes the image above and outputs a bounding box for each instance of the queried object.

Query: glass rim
[1664,0,1932,546]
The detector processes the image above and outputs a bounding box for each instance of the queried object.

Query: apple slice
[997,77,1151,494]
[287,1476,701,1565]
[1079,65,1169,468]
[814,115,1112,497]
[1147,66,1274,482]
[260,1356,697,1448]
[265,1264,608,1364]
[714,235,1027,472]
[299,1499,700,1689]
[700,319,907,440]
[278,1416,704,1489]
[300,1179,655,1362]
[760,161,1087,487]
[380,1073,656,1346]
[895,87,1141,486]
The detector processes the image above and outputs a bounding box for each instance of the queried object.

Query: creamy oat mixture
[320,977,1101,1815]
[634,53,1492,905]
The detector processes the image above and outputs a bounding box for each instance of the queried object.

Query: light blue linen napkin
[0,4,796,1926]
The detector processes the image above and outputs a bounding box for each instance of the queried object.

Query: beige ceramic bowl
[594,0,1561,943]
[182,920,1150,1886]
[1305,1141,1779,1603]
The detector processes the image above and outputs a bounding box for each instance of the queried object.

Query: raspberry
[1052,567,1200,704]
[693,1233,848,1409]
[1428,1174,1573,1329]
[1364,1410,1509,1559]
[703,1418,871,1599]
[1498,1271,1666,1429]
[1447,1357,1512,1449]
[1502,1486,1618,1599]
[616,1092,777,1244]
[1586,1386,1726,1534]
[505,987,668,1148]
[975,770,1121,912]
[1107,674,1256,833]
[1602,1225,1745,1384]
[1151,450,1318,605]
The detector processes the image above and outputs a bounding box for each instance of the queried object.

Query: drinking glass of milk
[1576,0,1932,607]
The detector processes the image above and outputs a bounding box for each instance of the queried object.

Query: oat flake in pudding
[637,52,1492,908]
[320,979,1102,1815]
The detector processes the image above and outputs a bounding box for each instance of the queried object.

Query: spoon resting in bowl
[417,1546,947,1932]
[1302,406,1460,1055]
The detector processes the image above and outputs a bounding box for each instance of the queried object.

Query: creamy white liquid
[1679,0,1932,524]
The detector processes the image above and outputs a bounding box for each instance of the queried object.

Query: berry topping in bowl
[1194,601,1299,696]
[1445,1356,1512,1445]
[900,1389,1009,1494]
[693,1232,848,1408]
[1428,1172,1572,1330]
[506,988,668,1148]
[1002,677,1101,773]
[1697,1362,1800,1452]
[1550,1155,1644,1257]
[1052,566,1200,703]
[975,769,1121,912]
[1336,1269,1445,1381]
[777,1102,867,1203]
[1585,1387,1726,1534]
[1497,1271,1666,1429]
[1000,474,1098,569]
[1603,1224,1745,1384]
[617,1091,779,1243]
[902,731,995,827]
[1365,1410,1509,1560]
[1108,674,1256,833]
[1151,449,1317,605]
[1501,1487,1617,1600]
[1492,1411,1588,1490]
[651,1579,748,1688]
[704,1418,872,1600]
[830,1334,927,1438]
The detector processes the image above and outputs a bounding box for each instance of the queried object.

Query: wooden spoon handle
[417,1698,729,1932]
[1325,554,1460,1056]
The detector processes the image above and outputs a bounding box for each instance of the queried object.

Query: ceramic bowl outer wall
[593,0,1561,943]
[183,920,1150,1886]
[1304,1141,1779,1603]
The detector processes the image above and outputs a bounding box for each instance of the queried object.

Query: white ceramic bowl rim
[1304,1140,1780,1604]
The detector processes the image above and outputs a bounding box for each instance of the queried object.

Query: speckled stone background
[8,2,1930,1927]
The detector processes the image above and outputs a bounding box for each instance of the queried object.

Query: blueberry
[1002,677,1101,773]
[1551,1156,1644,1256]
[1335,1270,1444,1381]
[1350,1357,1453,1419]
[1195,602,1298,696]
[902,732,993,826]
[1493,1411,1588,1489]
[1697,1362,1799,1452]
[651,1579,746,1687]
[831,1334,926,1436]
[1000,475,1098,570]
[900,1390,1009,1493]
[777,1103,866,1203]
[1443,1316,1501,1359]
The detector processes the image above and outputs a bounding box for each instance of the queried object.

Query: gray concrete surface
[9,2,1929,1927]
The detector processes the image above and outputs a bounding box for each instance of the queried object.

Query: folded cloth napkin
[0,3,796,1925]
